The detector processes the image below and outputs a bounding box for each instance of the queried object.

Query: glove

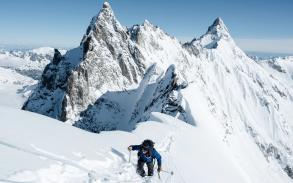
[128,146,132,151]
[157,166,161,172]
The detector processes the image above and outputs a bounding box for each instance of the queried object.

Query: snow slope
[0,67,36,108]
[1,106,291,183]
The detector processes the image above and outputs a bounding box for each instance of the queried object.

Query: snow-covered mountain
[22,3,191,130]
[0,47,66,108]
[20,2,293,182]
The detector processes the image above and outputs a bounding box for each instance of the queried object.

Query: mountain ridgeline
[22,2,193,130]
[23,2,293,179]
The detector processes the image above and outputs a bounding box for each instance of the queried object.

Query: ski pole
[128,151,131,163]
[161,170,174,175]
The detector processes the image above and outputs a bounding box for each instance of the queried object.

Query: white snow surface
[0,107,291,183]
[0,67,37,108]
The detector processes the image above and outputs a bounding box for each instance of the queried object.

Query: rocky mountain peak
[99,1,115,21]
[103,1,111,9]
[81,1,118,45]
[23,1,146,122]
[185,17,234,51]
[142,20,154,28]
[206,17,230,37]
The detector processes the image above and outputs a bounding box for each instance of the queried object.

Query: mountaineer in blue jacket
[128,139,162,177]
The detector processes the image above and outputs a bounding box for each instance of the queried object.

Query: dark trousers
[137,160,154,177]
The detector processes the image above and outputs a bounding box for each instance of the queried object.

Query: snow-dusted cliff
[22,3,192,127]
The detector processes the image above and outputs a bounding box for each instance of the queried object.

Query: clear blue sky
[0,0,292,53]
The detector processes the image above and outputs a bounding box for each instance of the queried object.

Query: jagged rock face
[74,64,192,132]
[23,3,146,121]
[64,3,148,120]
[23,2,293,180]
[128,65,193,126]
[23,2,194,124]
[22,48,72,119]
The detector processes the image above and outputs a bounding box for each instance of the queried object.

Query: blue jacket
[131,145,162,166]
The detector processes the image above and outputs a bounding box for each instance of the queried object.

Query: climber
[128,139,162,177]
